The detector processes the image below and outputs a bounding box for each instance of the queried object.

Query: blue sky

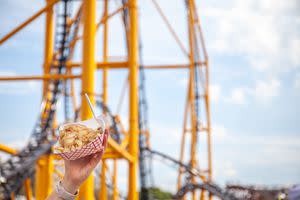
[0,0,300,194]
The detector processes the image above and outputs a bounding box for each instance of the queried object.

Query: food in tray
[54,123,104,152]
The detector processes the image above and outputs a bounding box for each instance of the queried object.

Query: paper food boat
[54,117,106,160]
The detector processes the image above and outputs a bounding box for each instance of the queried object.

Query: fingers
[102,129,109,147]
[88,130,109,169]
[64,130,109,171]
[89,151,103,168]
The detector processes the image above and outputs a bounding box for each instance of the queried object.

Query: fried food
[55,123,103,152]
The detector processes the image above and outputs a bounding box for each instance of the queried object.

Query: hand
[61,129,109,194]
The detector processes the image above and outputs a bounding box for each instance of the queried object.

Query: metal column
[79,0,97,199]
[128,0,139,199]
[35,0,54,199]
[100,0,108,198]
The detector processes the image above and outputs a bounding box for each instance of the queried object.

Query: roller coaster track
[225,184,287,200]
[0,1,80,198]
[143,148,202,178]
[174,183,237,200]
[118,1,154,198]
[143,148,237,200]
[72,99,234,200]
[96,101,121,143]
[0,1,234,199]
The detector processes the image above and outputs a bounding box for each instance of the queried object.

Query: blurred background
[0,0,299,199]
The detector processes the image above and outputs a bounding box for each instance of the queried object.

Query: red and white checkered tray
[54,117,106,160]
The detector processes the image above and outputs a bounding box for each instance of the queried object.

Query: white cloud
[7,139,27,150]
[252,79,281,103]
[201,0,300,72]
[178,76,188,88]
[222,161,237,178]
[203,0,279,54]
[0,0,44,51]
[179,81,221,103]
[290,39,300,66]
[213,126,300,183]
[0,70,40,95]
[228,87,247,105]
[151,123,181,146]
[226,79,281,105]
[0,70,15,76]
[212,124,228,142]
[216,127,300,148]
[294,73,300,89]
[210,84,221,103]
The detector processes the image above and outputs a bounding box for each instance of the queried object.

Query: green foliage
[148,187,173,200]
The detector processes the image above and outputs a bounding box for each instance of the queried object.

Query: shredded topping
[55,124,103,152]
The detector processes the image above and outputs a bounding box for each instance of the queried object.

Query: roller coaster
[0,0,224,199]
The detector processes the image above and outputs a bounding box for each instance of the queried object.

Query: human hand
[61,129,109,194]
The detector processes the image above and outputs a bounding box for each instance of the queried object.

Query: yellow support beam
[107,138,134,163]
[0,0,59,45]
[79,0,96,199]
[206,62,212,183]
[68,62,205,69]
[187,0,197,199]
[151,0,189,57]
[35,155,53,200]
[102,153,128,160]
[43,0,55,96]
[128,0,139,199]
[24,178,33,200]
[0,74,81,81]
[112,160,118,200]
[96,3,129,30]
[70,3,128,42]
[99,163,107,199]
[100,0,109,198]
[68,61,128,68]
[102,0,109,111]
[35,1,55,199]
[0,144,17,154]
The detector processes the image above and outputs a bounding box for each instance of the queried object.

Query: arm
[46,130,109,200]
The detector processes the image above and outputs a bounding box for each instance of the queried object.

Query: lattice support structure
[177,0,212,199]
[0,0,212,199]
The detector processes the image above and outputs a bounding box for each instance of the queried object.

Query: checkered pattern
[57,134,105,160]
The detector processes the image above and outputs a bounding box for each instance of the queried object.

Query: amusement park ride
[0,0,237,199]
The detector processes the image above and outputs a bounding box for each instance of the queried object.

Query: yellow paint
[0,74,80,81]
[43,0,54,96]
[78,0,96,199]
[35,155,53,200]
[24,178,33,200]
[112,160,118,200]
[187,1,197,199]
[176,1,212,199]
[108,139,134,162]
[0,0,59,45]
[100,0,108,198]
[0,0,212,199]
[99,163,107,199]
[35,1,55,198]
[68,62,205,69]
[128,0,139,199]
[0,144,17,154]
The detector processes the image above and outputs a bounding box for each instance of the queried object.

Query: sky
[0,0,300,195]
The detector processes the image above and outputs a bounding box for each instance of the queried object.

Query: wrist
[61,177,79,195]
